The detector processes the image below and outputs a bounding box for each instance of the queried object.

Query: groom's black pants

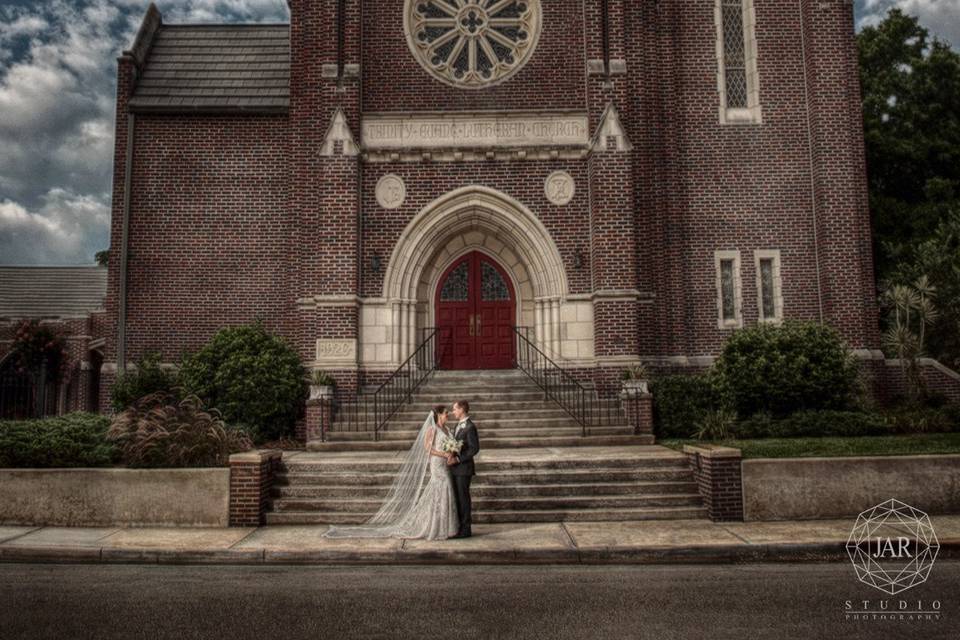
[452,474,473,535]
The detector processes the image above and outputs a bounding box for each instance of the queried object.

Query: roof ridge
[160,23,290,29]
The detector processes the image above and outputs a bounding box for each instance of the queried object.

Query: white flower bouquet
[440,436,463,454]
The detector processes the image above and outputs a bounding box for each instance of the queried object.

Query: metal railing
[512,327,636,434]
[329,327,445,441]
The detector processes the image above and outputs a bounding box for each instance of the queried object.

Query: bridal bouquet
[440,436,463,454]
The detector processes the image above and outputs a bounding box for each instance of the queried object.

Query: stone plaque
[362,113,590,150]
[544,171,575,205]
[315,339,357,366]
[376,174,406,209]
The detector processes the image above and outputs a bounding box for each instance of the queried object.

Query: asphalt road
[1,561,956,640]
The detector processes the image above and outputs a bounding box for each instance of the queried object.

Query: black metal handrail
[512,326,628,433]
[329,327,445,441]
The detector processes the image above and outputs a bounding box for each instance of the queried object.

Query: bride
[322,404,460,540]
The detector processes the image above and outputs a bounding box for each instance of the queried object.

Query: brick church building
[16,0,960,428]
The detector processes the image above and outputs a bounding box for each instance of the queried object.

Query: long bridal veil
[321,411,436,538]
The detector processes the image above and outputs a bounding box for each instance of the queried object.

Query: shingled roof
[0,266,108,319]
[127,13,290,114]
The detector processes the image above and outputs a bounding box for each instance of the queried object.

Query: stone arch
[382,186,569,362]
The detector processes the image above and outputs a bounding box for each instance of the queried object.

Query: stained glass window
[759,258,775,319]
[406,0,541,88]
[440,261,469,302]
[721,0,748,109]
[720,259,736,321]
[481,261,510,301]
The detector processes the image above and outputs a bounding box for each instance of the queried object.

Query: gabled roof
[127,15,290,114]
[0,266,108,319]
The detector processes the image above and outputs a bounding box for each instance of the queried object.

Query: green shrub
[0,412,119,468]
[650,374,727,439]
[176,319,308,442]
[884,405,958,434]
[712,320,861,418]
[110,350,181,412]
[733,410,890,439]
[695,408,737,441]
[106,390,253,468]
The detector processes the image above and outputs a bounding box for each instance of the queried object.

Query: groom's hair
[455,400,470,415]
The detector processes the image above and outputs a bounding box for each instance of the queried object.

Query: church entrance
[435,251,516,370]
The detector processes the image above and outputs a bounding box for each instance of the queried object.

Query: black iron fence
[513,327,639,433]
[329,327,445,441]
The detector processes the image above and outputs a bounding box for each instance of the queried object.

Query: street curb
[1,540,957,566]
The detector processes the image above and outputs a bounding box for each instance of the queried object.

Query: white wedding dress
[321,412,459,541]
[389,424,460,540]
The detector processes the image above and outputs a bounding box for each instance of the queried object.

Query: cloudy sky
[0,0,956,267]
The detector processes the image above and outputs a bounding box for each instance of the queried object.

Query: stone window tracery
[716,0,762,123]
[405,0,542,89]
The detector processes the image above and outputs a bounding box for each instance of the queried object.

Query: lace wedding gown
[321,414,460,541]
[389,425,460,540]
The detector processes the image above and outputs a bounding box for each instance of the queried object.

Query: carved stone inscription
[362,114,589,150]
[315,339,357,365]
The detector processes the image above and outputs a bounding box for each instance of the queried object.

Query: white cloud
[0,0,288,266]
[0,188,110,264]
[858,0,960,48]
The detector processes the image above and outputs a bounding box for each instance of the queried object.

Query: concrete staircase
[308,369,654,451]
[266,447,708,525]
[270,369,708,525]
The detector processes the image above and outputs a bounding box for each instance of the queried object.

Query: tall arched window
[716,0,761,124]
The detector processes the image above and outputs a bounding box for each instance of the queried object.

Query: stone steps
[326,426,633,440]
[280,455,687,473]
[277,467,695,486]
[264,505,709,525]
[307,434,653,451]
[273,480,699,499]
[270,493,704,513]
[266,447,708,524]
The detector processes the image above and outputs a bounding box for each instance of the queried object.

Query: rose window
[404,0,542,88]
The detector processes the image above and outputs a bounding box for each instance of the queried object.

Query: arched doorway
[435,251,516,370]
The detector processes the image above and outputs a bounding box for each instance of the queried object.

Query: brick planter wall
[683,445,743,522]
[228,450,283,527]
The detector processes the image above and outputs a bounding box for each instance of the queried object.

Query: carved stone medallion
[544,170,575,206]
[376,174,406,209]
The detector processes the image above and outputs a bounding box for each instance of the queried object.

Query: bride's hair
[432,404,448,425]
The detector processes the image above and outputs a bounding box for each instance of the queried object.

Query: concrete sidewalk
[1,516,959,565]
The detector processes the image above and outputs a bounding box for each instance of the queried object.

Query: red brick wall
[97,0,892,406]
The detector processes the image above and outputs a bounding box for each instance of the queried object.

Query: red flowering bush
[8,320,67,383]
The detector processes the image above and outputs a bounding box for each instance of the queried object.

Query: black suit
[450,417,480,535]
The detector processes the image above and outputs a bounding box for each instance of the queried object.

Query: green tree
[858,9,960,278]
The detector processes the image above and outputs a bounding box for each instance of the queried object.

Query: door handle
[476,314,481,335]
[469,314,475,336]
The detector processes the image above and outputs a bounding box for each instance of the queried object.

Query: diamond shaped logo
[846,498,940,595]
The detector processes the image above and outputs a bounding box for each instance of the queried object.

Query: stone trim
[229,450,282,527]
[715,0,763,125]
[754,249,784,324]
[714,250,744,329]
[683,444,744,522]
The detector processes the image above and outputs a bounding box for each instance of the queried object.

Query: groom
[447,399,480,538]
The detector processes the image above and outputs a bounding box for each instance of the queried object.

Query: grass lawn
[658,432,960,459]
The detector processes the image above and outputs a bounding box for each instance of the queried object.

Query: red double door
[435,251,516,370]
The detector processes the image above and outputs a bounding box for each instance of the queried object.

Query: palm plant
[880,276,939,402]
